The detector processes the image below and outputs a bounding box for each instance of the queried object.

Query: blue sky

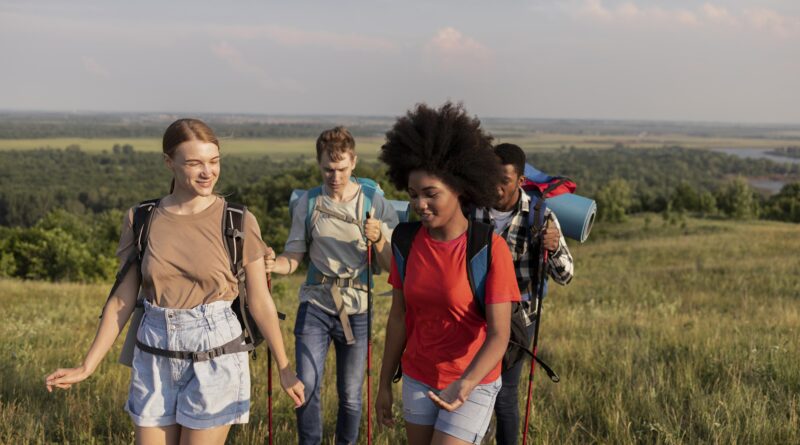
[1,0,798,123]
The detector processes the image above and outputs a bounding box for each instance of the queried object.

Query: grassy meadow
[1,216,799,444]
[0,133,793,159]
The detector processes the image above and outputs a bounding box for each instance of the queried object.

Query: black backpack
[106,199,277,364]
[390,219,536,374]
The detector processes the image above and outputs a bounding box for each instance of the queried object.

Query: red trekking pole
[521,249,547,445]
[366,227,374,445]
[267,273,274,445]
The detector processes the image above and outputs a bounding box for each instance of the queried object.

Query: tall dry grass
[1,217,798,444]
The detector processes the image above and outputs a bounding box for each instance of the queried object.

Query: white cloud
[675,10,700,27]
[425,27,490,60]
[581,0,613,20]
[745,7,800,38]
[702,3,738,26]
[81,56,109,78]
[578,1,699,27]
[210,42,260,76]
[574,1,798,37]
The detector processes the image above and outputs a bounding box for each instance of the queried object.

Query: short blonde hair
[316,126,356,162]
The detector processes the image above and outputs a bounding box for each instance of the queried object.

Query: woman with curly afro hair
[376,103,521,445]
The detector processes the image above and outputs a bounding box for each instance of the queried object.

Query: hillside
[1,216,797,444]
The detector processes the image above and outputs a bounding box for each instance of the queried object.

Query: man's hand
[542,221,561,253]
[264,247,277,274]
[364,215,384,245]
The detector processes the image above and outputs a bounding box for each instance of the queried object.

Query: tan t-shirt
[116,197,268,309]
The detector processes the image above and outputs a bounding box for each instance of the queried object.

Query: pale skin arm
[265,250,304,275]
[45,265,140,391]
[376,288,408,427]
[428,301,512,412]
[243,258,305,407]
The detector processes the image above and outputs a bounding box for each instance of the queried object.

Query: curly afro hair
[379,102,502,209]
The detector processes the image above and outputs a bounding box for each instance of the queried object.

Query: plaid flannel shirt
[473,189,573,300]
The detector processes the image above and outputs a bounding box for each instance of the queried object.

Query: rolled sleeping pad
[389,200,411,223]
[289,188,411,223]
[546,193,596,243]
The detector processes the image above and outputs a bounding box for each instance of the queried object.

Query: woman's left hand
[428,378,473,412]
[45,365,92,392]
[279,366,306,408]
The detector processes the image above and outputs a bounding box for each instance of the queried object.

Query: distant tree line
[0,113,392,139]
[767,146,800,159]
[4,112,800,141]
[0,146,798,281]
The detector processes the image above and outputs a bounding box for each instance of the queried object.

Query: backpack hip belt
[305,267,368,345]
[135,332,254,362]
[307,269,370,292]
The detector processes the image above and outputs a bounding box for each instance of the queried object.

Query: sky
[1,0,798,123]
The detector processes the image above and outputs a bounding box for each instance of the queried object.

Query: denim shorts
[125,299,250,429]
[402,374,502,444]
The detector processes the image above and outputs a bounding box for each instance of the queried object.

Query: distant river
[711,148,800,165]
[711,148,799,194]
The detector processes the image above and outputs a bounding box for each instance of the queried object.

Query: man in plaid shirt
[472,143,573,445]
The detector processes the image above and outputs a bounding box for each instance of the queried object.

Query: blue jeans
[294,302,368,445]
[493,317,536,445]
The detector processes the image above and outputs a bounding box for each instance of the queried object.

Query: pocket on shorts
[188,316,249,416]
[449,381,499,421]
[136,315,167,349]
[224,310,244,343]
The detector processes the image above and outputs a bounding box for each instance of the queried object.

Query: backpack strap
[100,199,158,318]
[355,177,380,224]
[527,194,549,299]
[305,186,324,241]
[133,199,160,262]
[388,221,421,383]
[222,202,246,275]
[466,220,493,313]
[541,178,570,198]
[390,221,422,285]
[221,202,259,348]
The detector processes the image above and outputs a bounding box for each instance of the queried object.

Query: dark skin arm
[427,301,512,411]
[376,288,407,427]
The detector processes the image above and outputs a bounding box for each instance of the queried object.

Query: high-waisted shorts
[125,299,250,429]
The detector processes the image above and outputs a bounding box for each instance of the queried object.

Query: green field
[0,133,794,159]
[1,217,799,444]
[0,137,386,159]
